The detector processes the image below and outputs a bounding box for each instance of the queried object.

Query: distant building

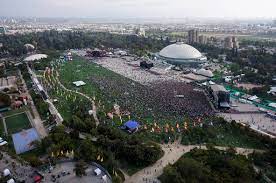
[232,36,239,49]
[0,27,6,34]
[273,20,276,27]
[199,35,208,44]
[224,36,239,49]
[136,28,146,37]
[224,37,233,49]
[158,42,207,67]
[188,29,198,44]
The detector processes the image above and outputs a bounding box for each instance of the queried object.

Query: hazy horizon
[1,0,276,19]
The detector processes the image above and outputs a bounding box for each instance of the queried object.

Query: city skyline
[1,0,276,19]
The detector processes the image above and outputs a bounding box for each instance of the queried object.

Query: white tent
[94,168,101,176]
[195,69,214,78]
[268,103,276,108]
[3,169,11,177]
[7,179,15,183]
[248,95,258,101]
[0,141,8,146]
[209,81,215,85]
[102,175,107,182]
[73,81,86,87]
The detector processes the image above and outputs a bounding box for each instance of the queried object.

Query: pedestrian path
[125,141,264,183]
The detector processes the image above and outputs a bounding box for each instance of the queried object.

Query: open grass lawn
[2,106,30,117]
[5,113,32,134]
[181,120,267,149]
[211,124,265,149]
[59,56,117,107]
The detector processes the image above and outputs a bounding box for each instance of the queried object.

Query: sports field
[5,113,32,134]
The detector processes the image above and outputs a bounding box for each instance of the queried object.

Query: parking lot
[220,98,276,136]
[42,161,112,183]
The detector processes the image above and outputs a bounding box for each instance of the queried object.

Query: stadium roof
[159,43,204,60]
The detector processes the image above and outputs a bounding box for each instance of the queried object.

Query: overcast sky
[1,0,275,19]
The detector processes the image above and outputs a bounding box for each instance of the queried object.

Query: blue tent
[124,120,140,130]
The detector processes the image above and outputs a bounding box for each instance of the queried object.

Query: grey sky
[1,0,275,18]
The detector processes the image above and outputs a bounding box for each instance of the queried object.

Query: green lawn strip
[5,113,32,134]
[2,106,30,117]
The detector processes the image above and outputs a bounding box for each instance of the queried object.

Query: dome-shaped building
[158,42,207,67]
[24,44,35,53]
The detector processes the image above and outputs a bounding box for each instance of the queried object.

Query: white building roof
[268,103,276,108]
[73,81,86,87]
[195,69,214,77]
[3,169,11,177]
[94,168,101,176]
[24,54,48,62]
[159,43,203,60]
[7,179,15,183]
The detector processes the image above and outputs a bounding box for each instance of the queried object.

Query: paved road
[124,141,264,183]
[19,69,47,138]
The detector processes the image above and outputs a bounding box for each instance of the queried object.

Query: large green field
[5,113,32,134]
[44,56,270,149]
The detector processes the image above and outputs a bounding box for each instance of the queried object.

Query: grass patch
[182,119,267,149]
[5,113,31,134]
[2,106,30,117]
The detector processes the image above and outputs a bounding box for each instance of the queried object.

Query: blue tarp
[124,120,139,130]
[12,128,40,154]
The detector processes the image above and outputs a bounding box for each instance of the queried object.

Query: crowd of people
[91,72,214,121]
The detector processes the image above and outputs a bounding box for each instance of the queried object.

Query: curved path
[124,141,264,183]
[55,71,100,126]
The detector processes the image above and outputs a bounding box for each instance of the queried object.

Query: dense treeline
[192,43,228,59]
[35,125,163,179]
[250,149,276,181]
[63,101,97,133]
[227,46,276,85]
[181,118,275,149]
[159,148,261,183]
[0,31,167,57]
[96,125,163,168]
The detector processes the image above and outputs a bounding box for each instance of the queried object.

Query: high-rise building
[224,36,239,49]
[199,35,208,44]
[188,29,198,44]
[232,36,239,49]
[224,37,233,49]
[273,20,276,27]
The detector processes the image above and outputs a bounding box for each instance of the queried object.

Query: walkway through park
[124,140,264,183]
[55,71,100,126]
[19,69,48,138]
